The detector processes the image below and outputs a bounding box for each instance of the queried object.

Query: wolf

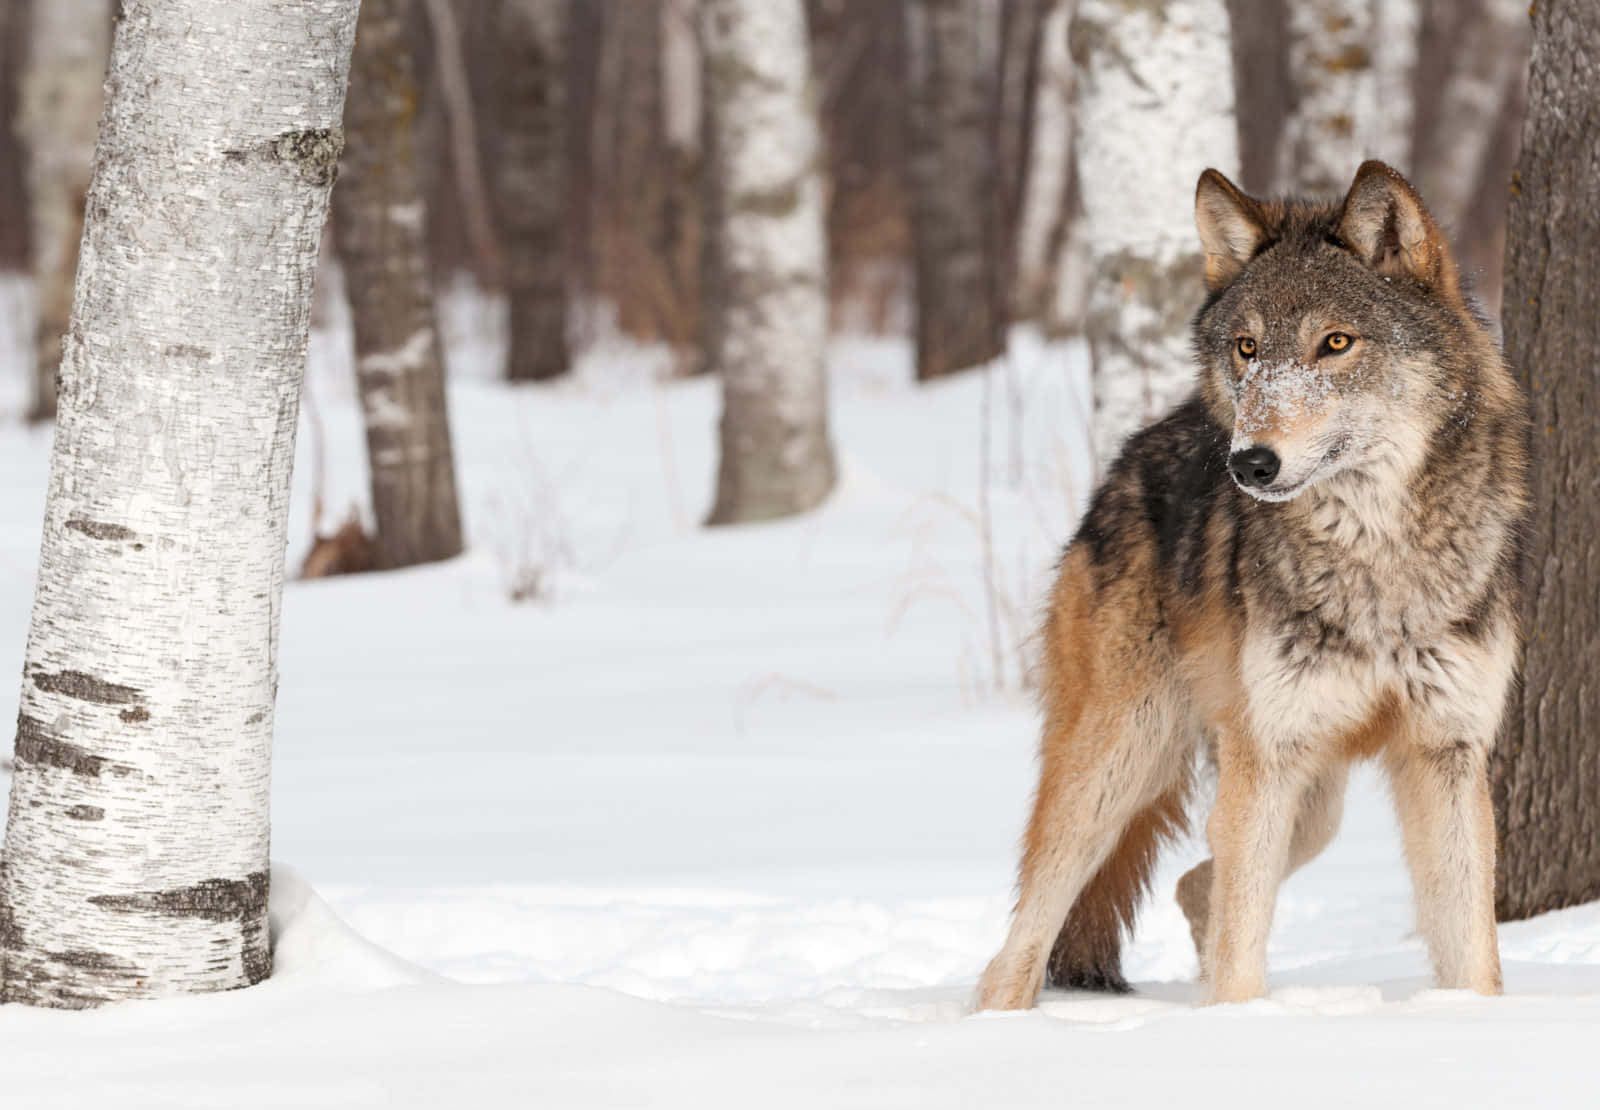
[976,161,1530,1010]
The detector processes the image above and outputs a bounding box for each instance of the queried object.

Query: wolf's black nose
[1229,446,1281,489]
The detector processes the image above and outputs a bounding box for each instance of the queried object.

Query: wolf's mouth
[1235,439,1350,503]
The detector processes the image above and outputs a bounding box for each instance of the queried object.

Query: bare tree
[1491,0,1600,923]
[1072,0,1238,464]
[0,0,358,1007]
[16,0,110,421]
[489,0,570,381]
[903,0,1004,380]
[1012,0,1071,322]
[335,0,464,569]
[1275,0,1378,195]
[1415,0,1530,243]
[701,0,837,524]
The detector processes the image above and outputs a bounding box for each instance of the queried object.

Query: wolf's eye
[1321,333,1352,355]
[1235,337,1256,359]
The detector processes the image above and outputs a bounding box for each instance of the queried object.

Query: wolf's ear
[1336,161,1459,299]
[1195,169,1268,292]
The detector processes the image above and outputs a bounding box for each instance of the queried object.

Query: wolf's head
[1192,161,1478,503]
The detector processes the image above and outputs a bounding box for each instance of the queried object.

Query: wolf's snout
[1229,446,1280,489]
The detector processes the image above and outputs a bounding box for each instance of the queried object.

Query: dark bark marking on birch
[65,518,138,542]
[31,669,142,705]
[64,805,104,821]
[119,706,150,724]
[15,716,107,776]
[225,128,345,188]
[245,710,265,724]
[49,948,133,971]
[89,871,271,984]
[162,343,213,360]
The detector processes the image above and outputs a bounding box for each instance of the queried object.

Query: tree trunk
[16,0,110,422]
[489,0,570,381]
[701,0,837,525]
[1072,0,1238,465]
[0,0,33,271]
[1012,0,1072,322]
[1275,0,1377,195]
[0,0,357,1007]
[1223,0,1289,196]
[1371,0,1421,172]
[1415,0,1530,242]
[994,0,1045,316]
[335,0,465,569]
[1491,0,1600,923]
[903,0,1005,380]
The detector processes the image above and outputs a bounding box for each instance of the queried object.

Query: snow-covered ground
[1,278,1598,1106]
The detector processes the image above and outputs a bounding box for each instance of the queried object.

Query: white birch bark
[16,0,111,422]
[1275,0,1378,196]
[1371,0,1420,171]
[1073,0,1238,464]
[701,0,837,524]
[1416,0,1530,236]
[336,0,465,566]
[0,0,358,1008]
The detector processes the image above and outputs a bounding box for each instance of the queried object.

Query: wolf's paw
[974,953,1043,1012]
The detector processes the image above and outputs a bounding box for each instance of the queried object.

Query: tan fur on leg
[1384,740,1502,994]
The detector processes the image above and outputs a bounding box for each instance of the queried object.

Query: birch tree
[903,0,1005,380]
[1491,0,1600,923]
[16,0,111,422]
[1072,0,1238,464]
[335,0,464,568]
[1013,0,1076,323]
[0,0,358,1007]
[1371,0,1421,172]
[490,0,570,381]
[701,0,836,524]
[1275,0,1378,195]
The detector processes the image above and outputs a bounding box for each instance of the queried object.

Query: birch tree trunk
[16,0,111,422]
[1274,0,1377,196]
[335,0,464,568]
[1371,0,1421,171]
[701,0,836,525]
[903,0,1005,380]
[1415,0,1530,240]
[0,0,357,1008]
[1491,0,1600,923]
[1072,0,1238,464]
[489,0,570,381]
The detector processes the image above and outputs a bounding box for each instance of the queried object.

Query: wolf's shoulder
[1071,396,1233,578]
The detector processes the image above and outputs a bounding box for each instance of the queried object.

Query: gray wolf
[977,161,1529,1009]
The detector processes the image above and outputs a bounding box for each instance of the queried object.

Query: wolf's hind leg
[976,703,1179,1011]
[1384,740,1501,994]
[1178,762,1349,968]
[1046,784,1189,993]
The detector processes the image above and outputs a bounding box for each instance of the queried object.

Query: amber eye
[1322,332,1352,355]
[1236,337,1257,359]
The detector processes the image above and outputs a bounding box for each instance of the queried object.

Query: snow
[1,277,1598,1104]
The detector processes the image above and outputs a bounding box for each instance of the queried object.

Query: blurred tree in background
[0,0,1539,514]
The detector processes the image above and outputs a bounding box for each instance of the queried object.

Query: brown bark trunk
[489,0,569,381]
[334,0,465,570]
[1491,0,1600,922]
[903,0,1004,380]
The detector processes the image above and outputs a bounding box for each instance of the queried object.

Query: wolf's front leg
[1203,733,1305,1004]
[1383,738,1501,994]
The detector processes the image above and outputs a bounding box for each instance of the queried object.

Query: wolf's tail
[1042,777,1192,992]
